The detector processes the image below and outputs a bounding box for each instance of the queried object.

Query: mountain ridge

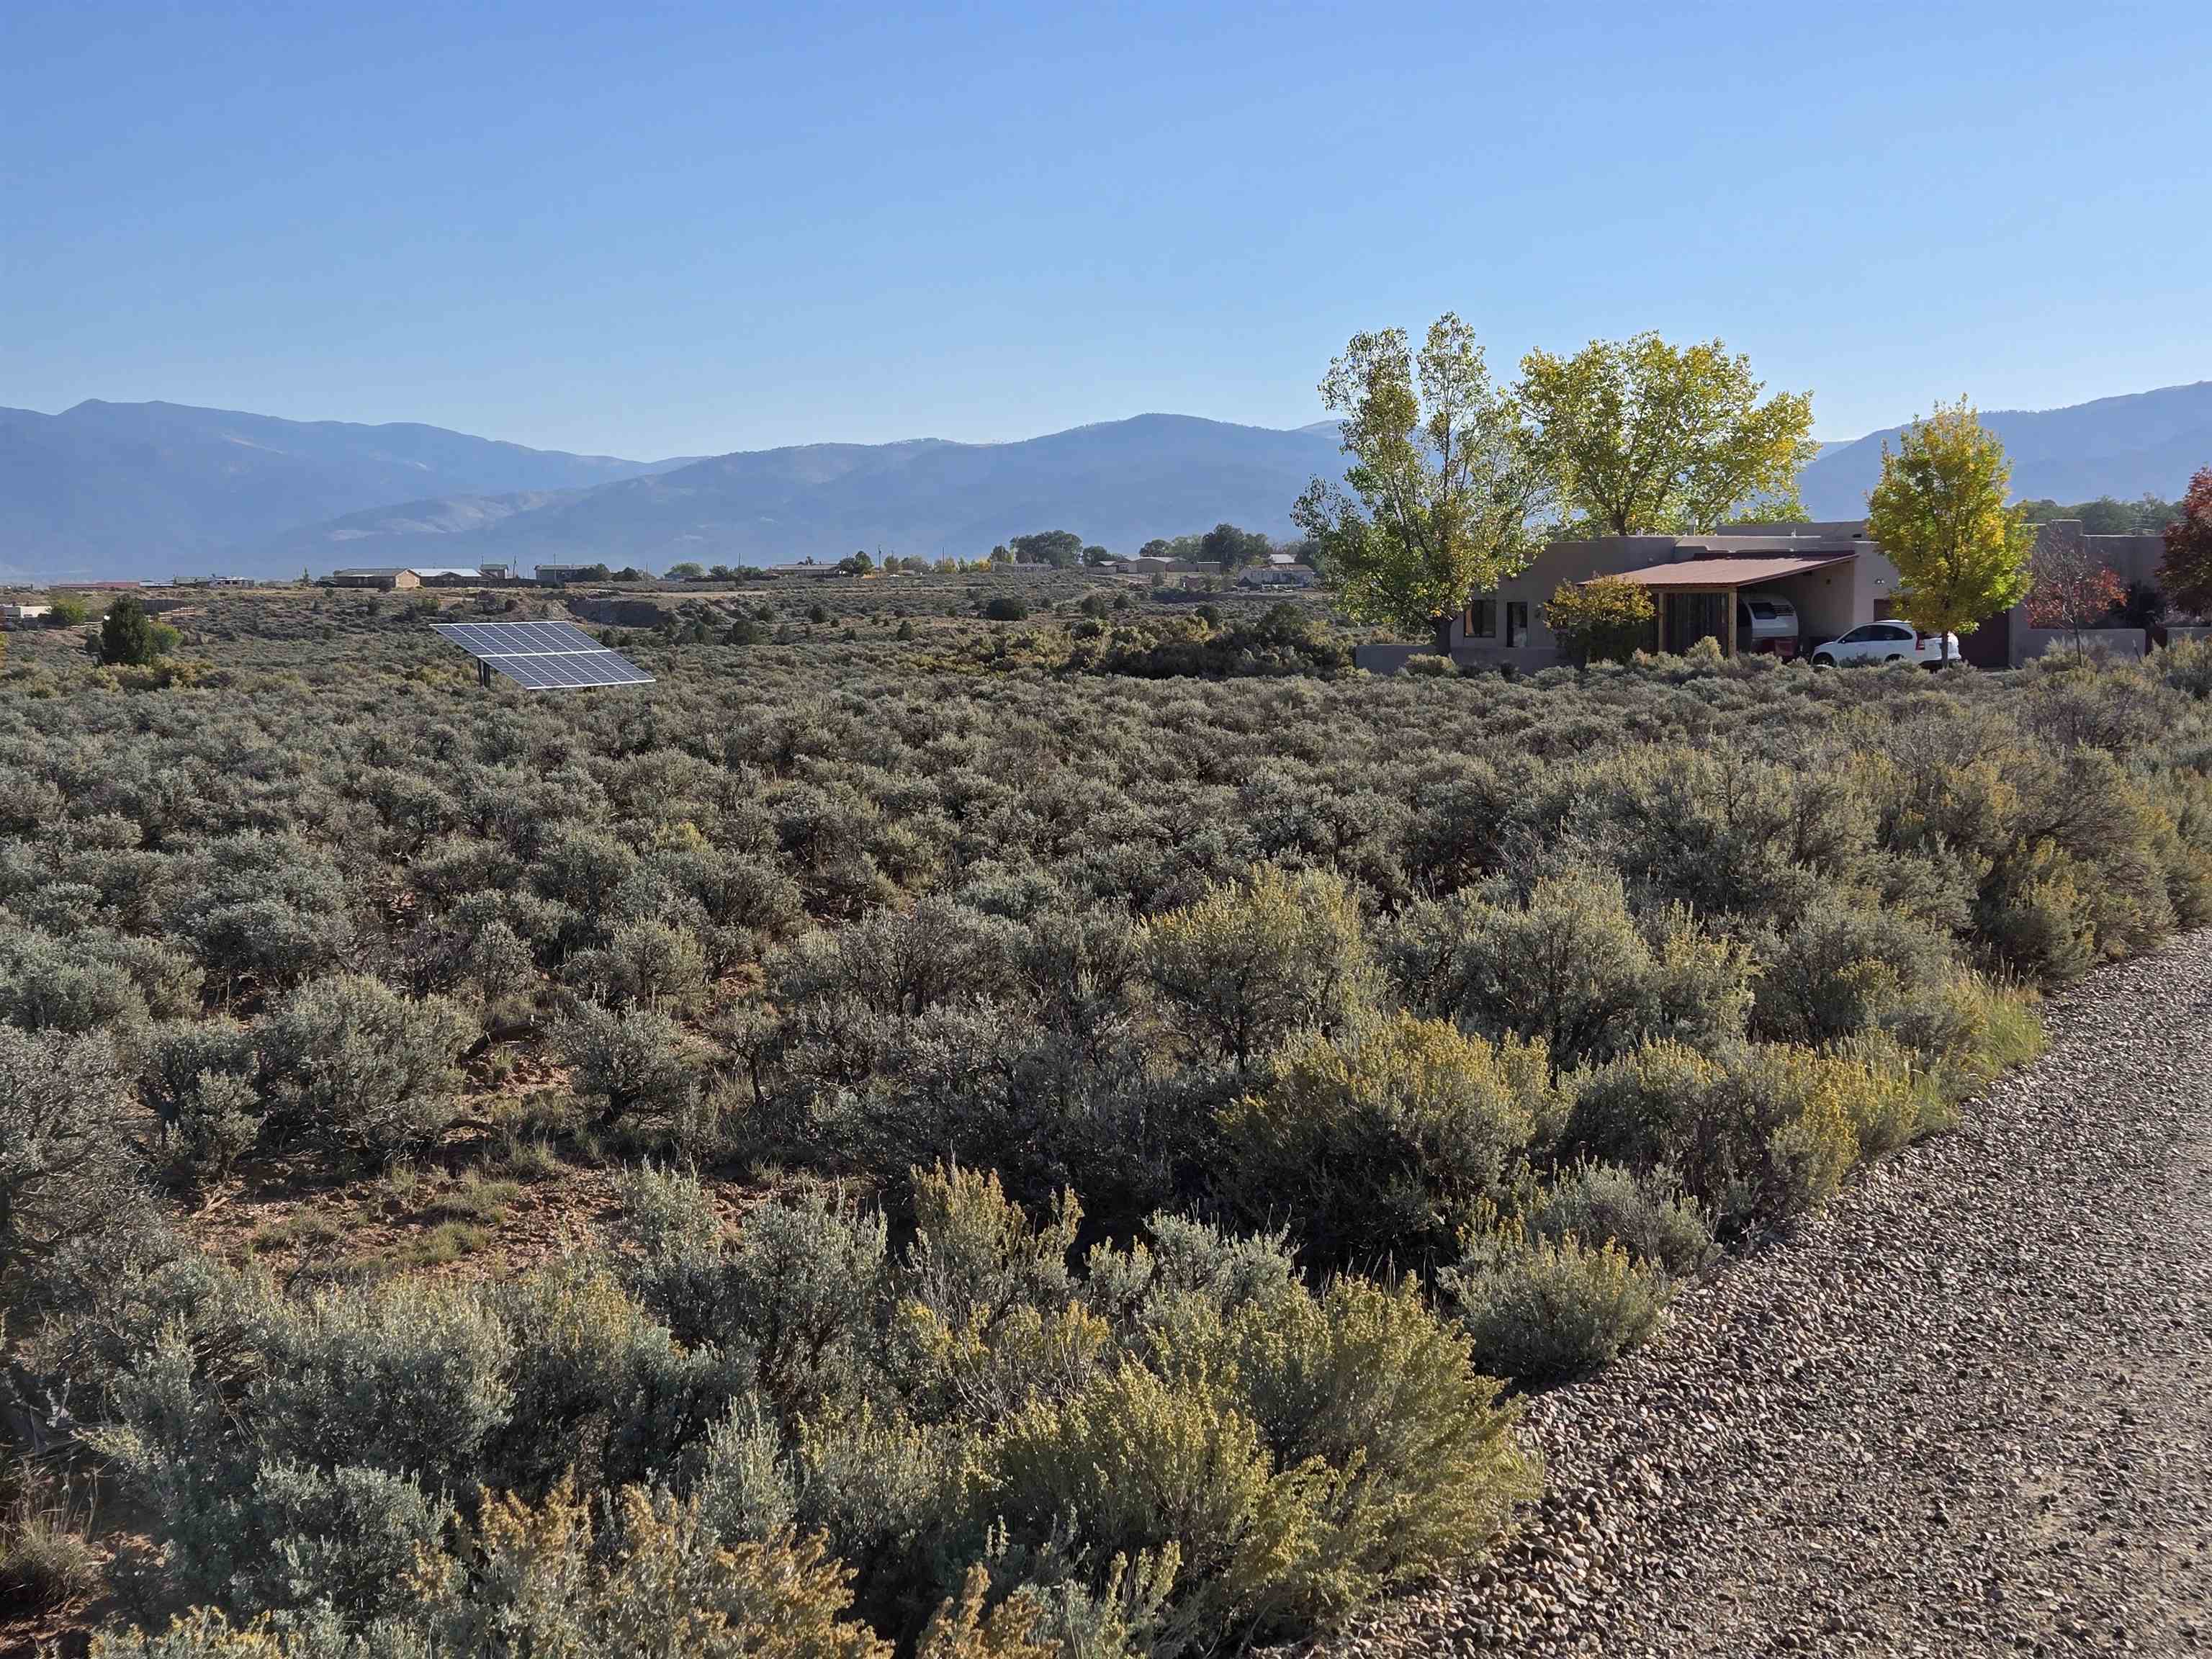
[0,400,693,582]
[6,384,2208,583]
[1797,380,2212,518]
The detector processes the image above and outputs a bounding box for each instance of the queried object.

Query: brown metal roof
[1601,552,1857,588]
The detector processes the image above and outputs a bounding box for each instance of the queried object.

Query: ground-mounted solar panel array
[430,620,655,689]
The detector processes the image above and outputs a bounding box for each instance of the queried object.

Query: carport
[1601,552,1861,655]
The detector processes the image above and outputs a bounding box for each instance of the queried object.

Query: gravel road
[1331,931,2212,1658]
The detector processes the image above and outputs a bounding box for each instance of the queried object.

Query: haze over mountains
[4,382,2208,583]
[0,401,692,582]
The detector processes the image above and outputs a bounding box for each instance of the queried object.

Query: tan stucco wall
[1449,536,1683,665]
[1447,532,1901,664]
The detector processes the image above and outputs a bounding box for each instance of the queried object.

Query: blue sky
[4,1,2207,459]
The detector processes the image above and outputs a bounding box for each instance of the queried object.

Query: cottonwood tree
[2161,466,2212,619]
[1863,400,2034,662]
[1199,522,1274,569]
[1006,531,1084,568]
[1294,314,1555,652]
[1519,333,1817,534]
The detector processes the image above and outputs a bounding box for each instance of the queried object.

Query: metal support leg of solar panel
[431,621,655,691]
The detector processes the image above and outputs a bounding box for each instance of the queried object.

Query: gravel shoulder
[1332,931,2212,1658]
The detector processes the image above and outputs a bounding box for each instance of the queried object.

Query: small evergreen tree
[93,593,166,666]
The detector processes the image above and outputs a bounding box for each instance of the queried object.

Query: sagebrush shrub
[1525,1161,1714,1277]
[0,1026,139,1304]
[1750,895,1958,1049]
[1142,863,1375,1070]
[248,1277,516,1481]
[1444,1231,1671,1388]
[1385,871,1753,1070]
[559,1001,690,1127]
[1215,1013,1551,1271]
[1564,1040,1865,1232]
[256,975,477,1161]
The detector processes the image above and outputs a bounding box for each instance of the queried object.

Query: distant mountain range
[4,383,2208,583]
[1797,382,2212,519]
[0,401,693,582]
[248,416,1349,580]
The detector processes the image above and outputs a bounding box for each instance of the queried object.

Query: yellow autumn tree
[1863,400,2034,661]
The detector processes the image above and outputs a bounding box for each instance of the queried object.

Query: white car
[1810,621,1961,668]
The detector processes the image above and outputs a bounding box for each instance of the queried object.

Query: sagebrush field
[5,578,2211,1658]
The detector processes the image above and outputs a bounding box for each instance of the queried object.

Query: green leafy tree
[1294,313,1555,652]
[2160,466,2212,620]
[2018,493,2178,536]
[1863,400,2034,661]
[47,594,89,626]
[666,561,707,580]
[1544,575,1656,665]
[1082,544,1114,567]
[1199,523,1274,569]
[1519,333,1817,534]
[1007,531,1084,568]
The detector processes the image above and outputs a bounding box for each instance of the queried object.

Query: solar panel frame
[431,620,655,691]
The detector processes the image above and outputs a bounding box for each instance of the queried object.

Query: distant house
[1121,557,1223,577]
[333,567,422,590]
[1,603,52,622]
[1354,524,1898,672]
[533,565,596,586]
[764,559,849,580]
[1362,515,2181,674]
[1241,557,1316,590]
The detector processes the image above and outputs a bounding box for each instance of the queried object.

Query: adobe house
[1442,526,1902,669]
[1354,516,2179,673]
[1961,520,2169,666]
[331,567,423,590]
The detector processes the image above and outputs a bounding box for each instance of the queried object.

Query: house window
[1506,601,1529,646]
[1462,598,1496,639]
